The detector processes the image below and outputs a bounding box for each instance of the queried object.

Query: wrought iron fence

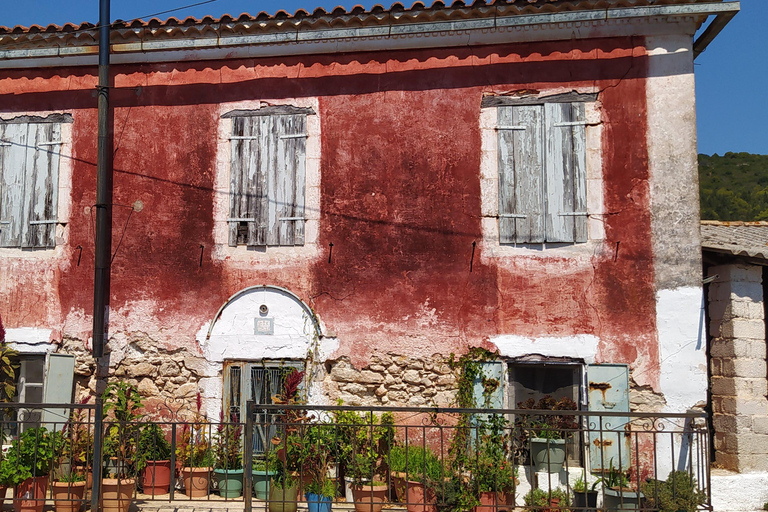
[0,402,709,512]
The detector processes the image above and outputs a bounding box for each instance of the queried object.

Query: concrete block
[706,299,727,322]
[735,398,768,416]
[739,453,768,472]
[732,358,768,378]
[713,452,738,472]
[720,318,765,340]
[711,377,768,397]
[716,264,763,284]
[730,300,765,320]
[711,376,735,396]
[710,338,767,359]
[738,434,768,455]
[710,357,723,376]
[713,414,752,434]
[730,281,763,303]
[753,416,768,435]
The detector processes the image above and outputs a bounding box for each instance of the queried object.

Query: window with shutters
[223,360,304,454]
[225,106,313,247]
[0,115,71,249]
[484,93,596,246]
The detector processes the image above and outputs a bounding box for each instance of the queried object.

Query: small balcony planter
[13,476,48,512]
[306,492,333,512]
[101,477,136,512]
[214,468,244,498]
[181,466,211,497]
[141,460,172,496]
[474,491,515,512]
[351,481,388,512]
[253,459,276,500]
[269,478,299,512]
[529,438,567,473]
[405,480,437,512]
[51,478,87,512]
[603,488,644,512]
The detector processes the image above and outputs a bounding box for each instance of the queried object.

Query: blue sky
[1,0,763,156]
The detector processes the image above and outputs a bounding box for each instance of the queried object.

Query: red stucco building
[0,0,736,473]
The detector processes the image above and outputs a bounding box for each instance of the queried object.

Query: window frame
[224,106,314,248]
[0,114,72,249]
[479,92,604,253]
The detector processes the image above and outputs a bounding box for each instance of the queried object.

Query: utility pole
[91,0,111,509]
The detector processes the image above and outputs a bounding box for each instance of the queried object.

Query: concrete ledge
[711,470,768,511]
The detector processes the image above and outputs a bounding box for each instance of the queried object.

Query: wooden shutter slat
[571,103,588,243]
[497,105,544,244]
[292,116,307,246]
[261,116,278,246]
[248,117,269,247]
[274,115,294,246]
[544,103,587,243]
[1,123,29,248]
[23,123,60,248]
[229,117,246,246]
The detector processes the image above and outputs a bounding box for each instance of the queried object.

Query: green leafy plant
[102,380,143,478]
[602,458,630,490]
[58,471,86,483]
[136,423,172,472]
[523,488,570,511]
[333,407,394,484]
[517,396,579,441]
[213,411,242,470]
[470,413,517,494]
[0,315,18,404]
[573,475,600,493]
[177,392,213,468]
[305,477,336,499]
[642,470,706,512]
[3,427,62,484]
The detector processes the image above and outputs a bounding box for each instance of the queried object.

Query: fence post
[91,398,103,512]
[170,423,176,501]
[244,401,254,512]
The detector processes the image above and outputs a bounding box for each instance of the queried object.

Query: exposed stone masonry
[324,354,458,406]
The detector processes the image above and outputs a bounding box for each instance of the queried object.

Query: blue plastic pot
[305,492,332,512]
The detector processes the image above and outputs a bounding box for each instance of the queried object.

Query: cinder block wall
[709,264,768,472]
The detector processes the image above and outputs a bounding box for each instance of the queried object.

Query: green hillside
[699,152,768,221]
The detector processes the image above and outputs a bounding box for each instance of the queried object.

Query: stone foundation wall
[324,354,458,406]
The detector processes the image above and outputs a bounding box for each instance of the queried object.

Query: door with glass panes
[223,361,304,454]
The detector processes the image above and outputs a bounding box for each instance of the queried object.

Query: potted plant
[388,445,444,512]
[641,470,705,512]
[253,458,276,500]
[177,392,213,497]
[267,439,299,512]
[300,423,336,512]
[101,381,142,512]
[573,475,600,512]
[601,459,644,512]
[523,488,570,512]
[51,471,87,512]
[67,400,94,490]
[136,423,172,496]
[517,396,579,474]
[213,411,244,498]
[471,414,517,512]
[341,411,393,512]
[4,426,60,512]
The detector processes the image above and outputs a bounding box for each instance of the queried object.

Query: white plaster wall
[711,471,768,512]
[5,327,55,353]
[491,334,600,363]
[199,287,316,362]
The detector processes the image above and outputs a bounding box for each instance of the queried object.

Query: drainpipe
[91,0,111,509]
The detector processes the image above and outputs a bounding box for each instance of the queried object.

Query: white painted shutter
[497,105,544,243]
[23,123,61,248]
[229,114,306,247]
[544,103,587,243]
[42,353,75,431]
[0,122,61,249]
[0,123,27,247]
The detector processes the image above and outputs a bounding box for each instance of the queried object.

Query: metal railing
[0,402,710,512]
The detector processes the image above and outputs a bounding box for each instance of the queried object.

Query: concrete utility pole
[91,0,111,508]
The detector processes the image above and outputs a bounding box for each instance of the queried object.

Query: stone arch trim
[205,284,322,342]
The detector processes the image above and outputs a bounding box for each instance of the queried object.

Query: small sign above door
[254,317,274,335]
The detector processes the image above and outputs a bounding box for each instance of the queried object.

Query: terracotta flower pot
[51,480,86,512]
[474,491,515,512]
[73,467,93,491]
[405,480,437,512]
[142,460,172,496]
[14,476,48,512]
[101,478,135,512]
[352,483,388,512]
[182,466,211,498]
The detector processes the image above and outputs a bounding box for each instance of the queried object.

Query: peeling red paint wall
[0,37,658,383]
